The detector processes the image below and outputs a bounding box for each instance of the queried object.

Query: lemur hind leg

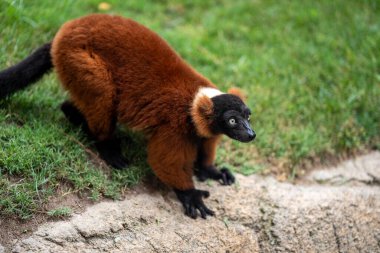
[195,136,235,185]
[55,45,129,169]
[94,138,128,169]
[61,100,128,169]
[61,100,90,133]
[61,103,128,170]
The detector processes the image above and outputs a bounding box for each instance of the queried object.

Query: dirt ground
[1,151,380,253]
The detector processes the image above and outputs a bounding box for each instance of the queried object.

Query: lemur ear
[228,87,247,102]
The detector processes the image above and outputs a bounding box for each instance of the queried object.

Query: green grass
[47,206,72,218]
[1,0,379,218]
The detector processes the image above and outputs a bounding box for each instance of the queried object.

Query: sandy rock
[10,152,380,253]
[305,151,380,185]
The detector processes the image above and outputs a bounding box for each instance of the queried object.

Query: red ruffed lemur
[0,14,255,219]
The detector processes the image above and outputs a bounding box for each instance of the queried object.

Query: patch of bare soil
[0,186,94,250]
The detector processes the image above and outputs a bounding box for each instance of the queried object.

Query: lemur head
[191,87,255,142]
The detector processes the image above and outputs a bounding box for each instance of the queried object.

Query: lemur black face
[211,94,256,143]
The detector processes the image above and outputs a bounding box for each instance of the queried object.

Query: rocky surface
[8,152,380,253]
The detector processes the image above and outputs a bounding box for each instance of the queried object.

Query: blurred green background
[0,0,379,218]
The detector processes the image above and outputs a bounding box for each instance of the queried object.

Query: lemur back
[52,14,215,139]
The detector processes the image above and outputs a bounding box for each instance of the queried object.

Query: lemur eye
[229,118,236,126]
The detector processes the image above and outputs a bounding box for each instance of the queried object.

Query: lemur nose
[248,131,256,141]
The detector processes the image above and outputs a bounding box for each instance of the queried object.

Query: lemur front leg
[195,136,235,185]
[147,128,214,219]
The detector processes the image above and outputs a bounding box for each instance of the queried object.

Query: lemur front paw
[174,189,215,219]
[220,167,235,185]
[195,166,235,185]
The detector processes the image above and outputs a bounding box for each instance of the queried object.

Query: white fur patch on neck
[196,87,223,99]
[193,87,223,107]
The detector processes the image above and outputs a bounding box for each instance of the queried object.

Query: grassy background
[0,0,379,218]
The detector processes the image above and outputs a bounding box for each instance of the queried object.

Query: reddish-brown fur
[190,95,215,138]
[51,14,223,190]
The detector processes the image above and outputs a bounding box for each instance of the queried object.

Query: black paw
[174,189,215,219]
[95,139,129,170]
[104,154,129,170]
[195,166,235,185]
[195,169,210,182]
[220,167,235,185]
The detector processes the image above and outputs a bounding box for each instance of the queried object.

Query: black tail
[0,43,53,99]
